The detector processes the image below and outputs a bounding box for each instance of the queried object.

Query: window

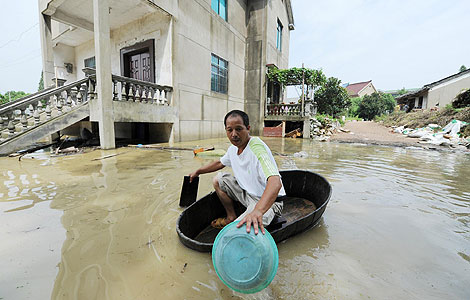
[84,56,96,68]
[276,19,283,51]
[211,0,227,21]
[267,80,281,104]
[418,96,424,108]
[211,54,228,94]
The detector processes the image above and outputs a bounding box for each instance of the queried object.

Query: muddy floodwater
[1,138,469,299]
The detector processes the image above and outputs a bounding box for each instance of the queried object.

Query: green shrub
[348,97,362,117]
[452,89,470,108]
[314,77,351,117]
[315,114,344,126]
[358,92,396,120]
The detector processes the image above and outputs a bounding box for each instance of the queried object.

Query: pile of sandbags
[309,117,340,141]
[394,120,469,148]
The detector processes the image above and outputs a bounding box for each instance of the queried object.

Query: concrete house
[34,0,294,149]
[396,69,470,110]
[344,80,377,98]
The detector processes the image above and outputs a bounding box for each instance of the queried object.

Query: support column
[303,118,310,139]
[93,0,115,149]
[39,14,55,88]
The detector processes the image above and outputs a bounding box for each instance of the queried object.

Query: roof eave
[395,87,429,100]
[286,0,295,30]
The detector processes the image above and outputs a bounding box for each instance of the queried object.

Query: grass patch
[315,114,345,126]
[380,107,470,137]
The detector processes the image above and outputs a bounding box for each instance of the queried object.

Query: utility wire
[0,23,39,50]
[0,50,41,69]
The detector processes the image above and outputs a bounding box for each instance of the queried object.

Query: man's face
[225,115,250,148]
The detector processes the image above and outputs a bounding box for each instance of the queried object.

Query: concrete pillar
[38,13,55,144]
[38,14,55,89]
[303,118,310,139]
[93,0,115,149]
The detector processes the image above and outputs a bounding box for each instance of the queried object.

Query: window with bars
[276,19,283,51]
[84,56,96,68]
[211,0,227,21]
[211,54,228,94]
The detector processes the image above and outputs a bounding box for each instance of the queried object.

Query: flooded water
[0,138,469,300]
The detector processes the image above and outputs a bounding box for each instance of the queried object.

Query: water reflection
[1,169,57,212]
[1,139,469,299]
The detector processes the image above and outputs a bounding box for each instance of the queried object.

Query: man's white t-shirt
[220,137,286,198]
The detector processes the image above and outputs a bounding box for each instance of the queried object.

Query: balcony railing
[265,99,317,119]
[0,73,173,143]
[266,103,301,116]
[110,74,172,105]
[0,77,92,141]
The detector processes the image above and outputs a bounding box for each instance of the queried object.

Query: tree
[38,72,44,91]
[358,92,396,120]
[0,91,30,105]
[314,77,351,116]
[348,97,362,117]
[397,87,407,95]
[460,65,467,72]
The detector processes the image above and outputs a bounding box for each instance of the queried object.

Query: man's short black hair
[224,110,250,127]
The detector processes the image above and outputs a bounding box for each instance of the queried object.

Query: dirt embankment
[382,107,470,137]
[330,107,470,151]
[330,121,424,147]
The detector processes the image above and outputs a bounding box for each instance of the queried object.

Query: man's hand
[188,171,199,183]
[237,208,265,235]
[188,161,225,183]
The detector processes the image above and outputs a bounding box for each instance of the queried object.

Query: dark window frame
[120,39,155,83]
[418,96,424,108]
[84,56,96,68]
[211,54,228,94]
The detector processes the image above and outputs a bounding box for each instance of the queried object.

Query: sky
[0,0,469,95]
[288,0,470,92]
[0,1,42,94]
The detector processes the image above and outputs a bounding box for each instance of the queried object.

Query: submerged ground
[0,137,469,299]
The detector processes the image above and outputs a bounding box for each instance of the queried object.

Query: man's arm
[189,160,225,182]
[236,175,282,234]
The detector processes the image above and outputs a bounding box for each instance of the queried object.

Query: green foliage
[315,114,344,126]
[397,87,407,95]
[346,116,363,121]
[0,90,29,105]
[357,92,396,120]
[380,107,470,130]
[38,72,44,91]
[445,103,456,111]
[314,77,351,117]
[452,88,470,108]
[460,65,467,72]
[348,97,362,117]
[267,67,326,87]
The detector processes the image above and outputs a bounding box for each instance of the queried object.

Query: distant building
[344,80,377,98]
[396,69,470,110]
[382,88,420,98]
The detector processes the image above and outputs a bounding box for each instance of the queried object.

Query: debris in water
[181,262,188,273]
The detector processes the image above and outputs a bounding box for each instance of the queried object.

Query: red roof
[345,80,372,96]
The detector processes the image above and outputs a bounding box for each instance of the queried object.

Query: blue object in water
[212,221,279,294]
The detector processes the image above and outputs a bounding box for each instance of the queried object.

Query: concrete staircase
[0,73,175,156]
[0,77,92,156]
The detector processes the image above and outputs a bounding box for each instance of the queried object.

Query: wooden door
[130,52,151,82]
